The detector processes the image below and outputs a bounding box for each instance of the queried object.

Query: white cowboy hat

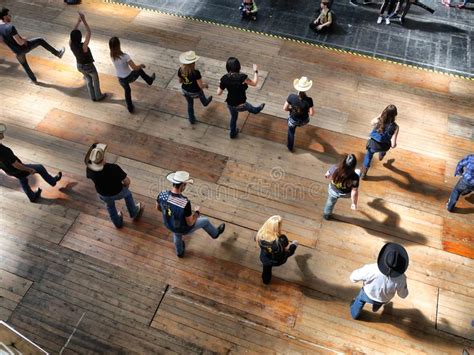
[0,123,6,133]
[166,171,194,184]
[85,143,108,172]
[293,76,313,92]
[179,51,200,64]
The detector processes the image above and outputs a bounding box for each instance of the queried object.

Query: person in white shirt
[350,242,409,319]
[109,36,156,113]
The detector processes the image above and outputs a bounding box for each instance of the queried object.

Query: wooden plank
[437,289,474,341]
[0,321,48,355]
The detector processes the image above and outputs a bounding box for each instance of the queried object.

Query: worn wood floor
[0,0,473,353]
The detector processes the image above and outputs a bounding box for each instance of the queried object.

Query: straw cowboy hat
[166,171,194,184]
[84,143,108,172]
[0,123,6,134]
[377,243,409,277]
[179,51,200,65]
[293,76,313,92]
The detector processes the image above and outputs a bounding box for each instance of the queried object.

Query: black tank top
[70,43,94,65]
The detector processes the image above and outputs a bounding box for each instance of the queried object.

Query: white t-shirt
[112,53,132,79]
[350,263,408,303]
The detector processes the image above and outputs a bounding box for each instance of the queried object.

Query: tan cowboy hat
[85,143,108,172]
[179,51,200,64]
[166,171,194,184]
[293,76,313,92]
[0,123,6,133]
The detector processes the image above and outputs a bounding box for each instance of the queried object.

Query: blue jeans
[183,90,211,123]
[287,124,297,151]
[447,178,474,211]
[18,164,57,201]
[16,38,60,81]
[77,63,103,101]
[350,288,384,320]
[173,216,218,255]
[323,184,349,216]
[99,187,139,228]
[363,147,387,168]
[227,102,263,138]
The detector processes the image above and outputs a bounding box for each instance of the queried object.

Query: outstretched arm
[79,13,92,52]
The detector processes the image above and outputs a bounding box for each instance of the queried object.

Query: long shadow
[402,18,468,33]
[452,192,474,214]
[334,197,428,245]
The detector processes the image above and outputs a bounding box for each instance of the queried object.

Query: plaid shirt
[455,154,474,186]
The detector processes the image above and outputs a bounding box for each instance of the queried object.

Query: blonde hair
[180,63,195,77]
[255,215,282,246]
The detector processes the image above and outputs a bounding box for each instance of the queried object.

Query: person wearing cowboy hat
[217,57,265,139]
[283,76,315,152]
[85,143,143,228]
[0,123,62,202]
[178,51,213,124]
[156,171,225,257]
[349,242,409,320]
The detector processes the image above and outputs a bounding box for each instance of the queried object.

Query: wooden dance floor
[0,0,473,353]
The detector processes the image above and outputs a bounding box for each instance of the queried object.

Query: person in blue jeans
[0,8,65,83]
[157,171,225,257]
[360,104,399,179]
[178,51,213,124]
[217,57,265,139]
[283,76,315,152]
[350,242,409,320]
[323,154,360,220]
[447,154,474,212]
[0,124,62,202]
[85,143,144,228]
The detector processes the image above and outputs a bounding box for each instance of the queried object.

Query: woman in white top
[109,37,155,113]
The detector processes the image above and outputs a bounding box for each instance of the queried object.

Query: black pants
[118,69,154,112]
[380,0,397,14]
[262,264,273,284]
[16,37,59,81]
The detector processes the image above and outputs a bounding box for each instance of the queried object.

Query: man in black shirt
[0,8,65,82]
[0,123,62,202]
[85,143,143,228]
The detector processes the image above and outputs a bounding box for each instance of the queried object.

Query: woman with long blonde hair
[256,215,298,284]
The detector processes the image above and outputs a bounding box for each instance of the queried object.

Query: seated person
[310,0,333,31]
[239,0,258,20]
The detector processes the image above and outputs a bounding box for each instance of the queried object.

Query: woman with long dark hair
[360,105,399,179]
[283,76,315,152]
[178,51,213,124]
[70,12,106,102]
[109,37,156,113]
[323,154,360,220]
[217,57,265,139]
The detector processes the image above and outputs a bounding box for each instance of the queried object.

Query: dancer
[0,124,62,202]
[446,154,474,212]
[70,12,106,102]
[0,8,65,83]
[239,0,258,21]
[256,215,298,284]
[350,243,409,320]
[217,57,265,138]
[178,51,213,124]
[360,105,399,179]
[157,171,225,257]
[109,36,156,113]
[377,0,398,24]
[283,76,314,152]
[323,154,359,220]
[309,0,333,32]
[85,143,144,228]
[456,0,471,8]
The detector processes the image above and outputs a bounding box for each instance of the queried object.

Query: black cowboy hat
[377,243,409,277]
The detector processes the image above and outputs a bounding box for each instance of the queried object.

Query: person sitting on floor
[239,0,258,21]
[310,0,333,32]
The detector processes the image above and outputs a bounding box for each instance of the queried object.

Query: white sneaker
[385,17,390,25]
[377,16,383,24]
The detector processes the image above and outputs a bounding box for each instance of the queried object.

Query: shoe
[258,103,266,112]
[323,214,331,220]
[360,167,368,180]
[132,202,144,221]
[115,211,124,228]
[204,96,213,107]
[349,0,359,6]
[287,146,294,152]
[189,117,197,124]
[127,105,135,114]
[94,93,107,102]
[230,128,240,139]
[399,16,405,24]
[57,47,65,59]
[177,241,186,258]
[385,17,390,25]
[30,188,42,203]
[54,171,62,185]
[377,16,383,24]
[372,303,383,312]
[30,77,38,85]
[149,73,156,85]
[446,202,454,212]
[457,3,465,7]
[215,223,225,239]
